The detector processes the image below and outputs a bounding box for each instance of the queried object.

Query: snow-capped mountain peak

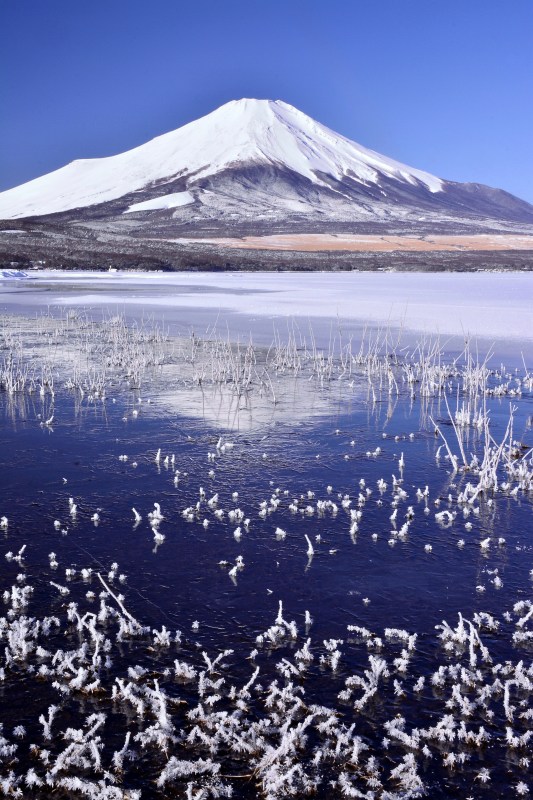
[1,97,532,234]
[0,98,444,219]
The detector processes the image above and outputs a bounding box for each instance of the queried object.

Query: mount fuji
[1,99,532,270]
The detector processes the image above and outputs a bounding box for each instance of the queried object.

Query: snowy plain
[124,190,194,213]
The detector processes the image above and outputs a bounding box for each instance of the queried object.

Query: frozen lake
[2,270,533,353]
[1,269,532,798]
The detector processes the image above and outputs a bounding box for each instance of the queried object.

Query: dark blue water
[1,368,532,797]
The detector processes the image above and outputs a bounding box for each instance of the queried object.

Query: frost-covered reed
[0,557,531,799]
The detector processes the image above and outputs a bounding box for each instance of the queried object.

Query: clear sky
[1,0,532,202]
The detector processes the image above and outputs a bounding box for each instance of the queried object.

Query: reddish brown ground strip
[174,233,533,252]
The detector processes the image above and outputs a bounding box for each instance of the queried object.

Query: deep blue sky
[1,0,532,201]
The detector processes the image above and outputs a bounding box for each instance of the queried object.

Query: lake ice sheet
[2,270,532,351]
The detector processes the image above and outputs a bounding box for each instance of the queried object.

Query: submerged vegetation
[0,309,532,798]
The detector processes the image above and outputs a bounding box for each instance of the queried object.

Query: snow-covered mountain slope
[0,99,447,220]
[0,98,532,230]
